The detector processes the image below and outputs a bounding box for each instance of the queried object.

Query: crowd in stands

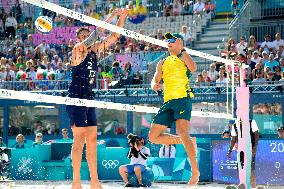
[194,32,284,87]
[163,0,215,17]
[10,128,72,149]
[0,0,207,90]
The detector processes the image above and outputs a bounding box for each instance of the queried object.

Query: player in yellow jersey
[148,32,199,186]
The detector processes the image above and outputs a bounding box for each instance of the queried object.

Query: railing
[250,0,284,20]
[229,0,250,41]
[1,80,283,95]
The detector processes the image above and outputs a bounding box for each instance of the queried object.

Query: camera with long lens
[127,133,140,146]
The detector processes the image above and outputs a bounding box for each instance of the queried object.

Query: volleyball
[35,16,53,33]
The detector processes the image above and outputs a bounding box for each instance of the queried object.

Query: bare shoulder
[73,43,86,52]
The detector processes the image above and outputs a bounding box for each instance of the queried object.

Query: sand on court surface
[0,181,283,189]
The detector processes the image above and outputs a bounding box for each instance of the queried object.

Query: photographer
[119,134,150,187]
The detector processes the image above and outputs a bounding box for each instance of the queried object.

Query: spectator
[119,134,150,187]
[263,66,271,78]
[28,64,36,81]
[65,63,72,80]
[36,40,50,54]
[122,62,134,85]
[195,73,205,87]
[159,144,176,158]
[61,128,72,141]
[164,5,173,17]
[260,51,269,65]
[222,129,231,139]
[266,71,275,84]
[33,133,43,147]
[16,23,28,41]
[252,63,263,80]
[236,36,247,56]
[110,61,123,81]
[55,62,65,80]
[251,51,261,64]
[248,35,258,51]
[4,66,15,81]
[208,62,218,81]
[12,134,26,148]
[47,71,56,90]
[5,13,17,39]
[202,70,211,85]
[204,0,215,17]
[0,137,7,147]
[216,71,229,87]
[231,0,239,17]
[0,66,5,81]
[193,0,205,15]
[260,34,273,54]
[273,66,282,81]
[226,38,238,55]
[180,25,192,47]
[280,58,284,70]
[275,46,284,61]
[272,33,284,51]
[264,53,279,72]
[0,8,8,29]
[182,0,193,15]
[15,56,25,71]
[10,0,22,22]
[252,71,266,84]
[0,16,4,38]
[278,126,284,139]
[173,0,183,16]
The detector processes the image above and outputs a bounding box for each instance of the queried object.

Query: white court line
[22,0,235,66]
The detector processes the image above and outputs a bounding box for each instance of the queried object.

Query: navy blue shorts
[66,105,97,127]
[125,164,146,174]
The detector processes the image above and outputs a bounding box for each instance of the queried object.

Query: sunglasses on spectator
[36,136,42,138]
[167,38,176,43]
[62,132,68,134]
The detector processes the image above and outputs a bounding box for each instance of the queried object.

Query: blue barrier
[128,167,154,187]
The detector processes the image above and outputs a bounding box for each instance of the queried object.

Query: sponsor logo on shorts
[180,110,185,114]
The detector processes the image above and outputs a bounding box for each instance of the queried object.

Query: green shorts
[152,97,192,128]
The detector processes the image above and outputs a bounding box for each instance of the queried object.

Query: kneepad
[127,167,154,187]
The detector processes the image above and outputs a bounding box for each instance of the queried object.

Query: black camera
[127,133,140,146]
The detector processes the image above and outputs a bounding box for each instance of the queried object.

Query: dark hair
[112,61,120,67]
[76,27,91,38]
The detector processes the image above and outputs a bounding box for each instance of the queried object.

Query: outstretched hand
[119,8,129,17]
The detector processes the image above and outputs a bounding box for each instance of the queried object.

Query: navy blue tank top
[68,51,97,99]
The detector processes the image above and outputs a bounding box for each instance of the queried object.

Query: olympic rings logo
[102,160,120,169]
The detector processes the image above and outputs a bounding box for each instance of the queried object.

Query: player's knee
[119,165,127,173]
[72,142,84,153]
[148,132,157,143]
[134,166,141,173]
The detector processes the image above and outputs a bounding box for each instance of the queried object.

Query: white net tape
[0,89,232,118]
[5,0,234,119]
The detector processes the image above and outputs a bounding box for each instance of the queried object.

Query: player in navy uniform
[66,8,128,189]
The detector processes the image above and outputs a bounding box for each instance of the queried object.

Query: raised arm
[80,9,119,49]
[92,8,129,53]
[177,39,197,73]
[151,60,163,92]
